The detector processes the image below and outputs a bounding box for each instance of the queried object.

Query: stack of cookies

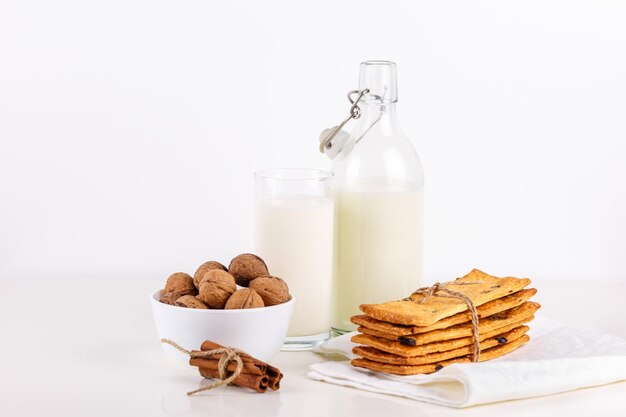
[350,269,540,375]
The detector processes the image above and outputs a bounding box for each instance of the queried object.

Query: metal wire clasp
[318,88,370,153]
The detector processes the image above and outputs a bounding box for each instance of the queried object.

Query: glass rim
[254,168,334,182]
[361,60,396,67]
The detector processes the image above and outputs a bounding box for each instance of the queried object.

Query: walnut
[160,291,179,305]
[161,272,197,303]
[249,275,291,306]
[193,261,227,288]
[174,295,208,309]
[228,253,269,287]
[225,288,265,309]
[197,269,237,309]
[164,272,196,293]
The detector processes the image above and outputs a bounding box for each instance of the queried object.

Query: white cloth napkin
[308,317,626,408]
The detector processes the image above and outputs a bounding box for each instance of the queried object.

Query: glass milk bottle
[327,61,424,333]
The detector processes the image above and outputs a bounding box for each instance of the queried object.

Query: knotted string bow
[407,281,482,362]
[161,338,244,395]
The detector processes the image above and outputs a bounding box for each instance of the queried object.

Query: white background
[1,0,625,283]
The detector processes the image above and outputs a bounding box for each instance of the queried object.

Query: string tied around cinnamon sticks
[161,338,243,395]
[406,281,483,362]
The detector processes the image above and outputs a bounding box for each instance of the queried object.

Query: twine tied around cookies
[406,281,483,362]
[160,338,243,395]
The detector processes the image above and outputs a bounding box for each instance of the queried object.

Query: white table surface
[1,277,625,416]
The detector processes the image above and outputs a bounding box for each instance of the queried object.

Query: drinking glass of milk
[254,169,334,350]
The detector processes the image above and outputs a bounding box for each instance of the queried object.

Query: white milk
[255,195,334,337]
[332,180,423,332]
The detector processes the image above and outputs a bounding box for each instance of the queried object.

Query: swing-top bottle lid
[359,60,398,103]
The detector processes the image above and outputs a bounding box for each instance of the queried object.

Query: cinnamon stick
[266,365,283,390]
[198,367,268,393]
[190,350,267,372]
[201,340,257,358]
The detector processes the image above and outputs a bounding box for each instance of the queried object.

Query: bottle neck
[354,60,400,134]
[359,60,398,103]
[353,101,400,134]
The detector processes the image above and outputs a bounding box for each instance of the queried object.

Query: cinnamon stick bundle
[186,340,283,393]
[190,357,266,375]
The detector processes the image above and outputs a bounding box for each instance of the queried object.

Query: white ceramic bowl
[150,289,295,362]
